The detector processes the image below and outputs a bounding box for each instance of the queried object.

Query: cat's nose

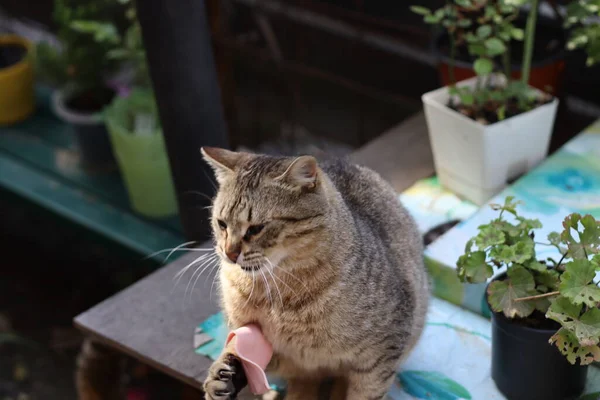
[226,250,240,263]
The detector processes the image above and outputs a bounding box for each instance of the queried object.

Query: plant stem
[503,45,511,80]
[521,0,539,85]
[449,34,457,87]
[515,291,560,302]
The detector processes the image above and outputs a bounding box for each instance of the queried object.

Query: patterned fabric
[424,120,600,315]
[194,299,600,399]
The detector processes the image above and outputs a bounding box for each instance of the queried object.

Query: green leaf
[410,6,431,15]
[537,269,560,291]
[512,238,535,264]
[497,105,506,121]
[475,225,505,249]
[592,254,600,270]
[398,370,472,400]
[485,38,507,56]
[457,19,472,28]
[517,217,542,231]
[550,328,600,365]
[548,231,562,247]
[511,27,525,40]
[469,44,487,56]
[477,25,492,39]
[459,92,475,106]
[465,32,479,43]
[457,251,493,283]
[424,14,442,23]
[561,214,600,259]
[487,266,536,318]
[465,239,475,253]
[496,196,520,215]
[526,261,547,272]
[548,297,600,346]
[560,259,600,307]
[454,0,472,7]
[474,58,493,76]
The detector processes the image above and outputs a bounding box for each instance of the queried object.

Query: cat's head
[202,147,329,272]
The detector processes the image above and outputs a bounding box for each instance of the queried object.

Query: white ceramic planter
[422,76,558,205]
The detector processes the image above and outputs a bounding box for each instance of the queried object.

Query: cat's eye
[217,220,227,230]
[244,224,265,240]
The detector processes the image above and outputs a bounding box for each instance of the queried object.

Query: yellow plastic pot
[0,35,34,125]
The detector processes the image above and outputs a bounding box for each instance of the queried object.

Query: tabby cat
[201,147,429,400]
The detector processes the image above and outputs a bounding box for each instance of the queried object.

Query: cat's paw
[204,353,247,400]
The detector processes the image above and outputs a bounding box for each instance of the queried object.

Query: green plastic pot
[104,89,177,218]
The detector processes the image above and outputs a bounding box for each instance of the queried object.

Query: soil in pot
[55,87,117,168]
[0,44,27,69]
[447,88,553,125]
[66,87,115,114]
[488,280,587,400]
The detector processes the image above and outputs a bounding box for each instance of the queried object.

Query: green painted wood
[0,154,184,258]
[0,87,188,259]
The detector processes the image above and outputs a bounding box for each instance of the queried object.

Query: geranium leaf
[475,225,505,249]
[560,259,600,307]
[550,328,600,365]
[537,269,560,291]
[548,231,562,247]
[518,217,542,231]
[561,214,600,259]
[457,251,493,283]
[526,261,547,272]
[512,238,535,264]
[487,266,536,318]
[489,238,534,264]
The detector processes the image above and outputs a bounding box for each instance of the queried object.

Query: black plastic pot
[51,88,115,168]
[488,278,588,400]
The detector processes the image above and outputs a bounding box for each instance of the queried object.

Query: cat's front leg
[284,378,321,400]
[204,352,247,400]
[345,364,397,400]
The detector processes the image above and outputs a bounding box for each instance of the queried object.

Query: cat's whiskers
[209,261,222,301]
[189,255,220,303]
[242,268,256,308]
[264,258,300,300]
[145,242,216,261]
[184,254,218,303]
[263,262,284,308]
[266,256,310,292]
[173,251,215,285]
[258,267,273,308]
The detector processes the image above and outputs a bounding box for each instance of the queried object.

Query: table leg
[76,338,126,400]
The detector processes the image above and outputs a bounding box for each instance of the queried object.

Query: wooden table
[73,113,434,398]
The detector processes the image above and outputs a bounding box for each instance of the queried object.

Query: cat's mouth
[240,265,262,272]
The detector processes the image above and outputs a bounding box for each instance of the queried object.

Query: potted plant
[565,0,600,66]
[77,0,177,218]
[36,0,121,167]
[428,1,566,96]
[457,196,600,399]
[0,34,35,125]
[413,0,559,205]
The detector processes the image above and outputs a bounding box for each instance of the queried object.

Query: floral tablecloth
[195,298,600,399]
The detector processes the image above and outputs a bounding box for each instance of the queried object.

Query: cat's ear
[201,147,241,184]
[275,156,318,190]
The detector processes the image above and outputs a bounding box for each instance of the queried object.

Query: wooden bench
[73,113,434,398]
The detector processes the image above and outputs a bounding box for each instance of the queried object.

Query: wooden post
[136,0,229,240]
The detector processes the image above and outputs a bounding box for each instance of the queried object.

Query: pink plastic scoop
[226,324,273,395]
